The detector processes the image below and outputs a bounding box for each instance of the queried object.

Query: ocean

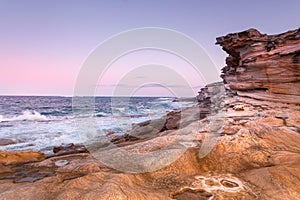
[0,96,196,154]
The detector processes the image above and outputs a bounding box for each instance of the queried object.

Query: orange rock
[0,150,46,165]
[0,164,14,176]
[217,28,300,104]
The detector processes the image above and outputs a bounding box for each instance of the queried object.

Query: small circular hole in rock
[220,179,239,188]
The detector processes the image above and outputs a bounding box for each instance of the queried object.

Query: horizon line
[0,94,197,98]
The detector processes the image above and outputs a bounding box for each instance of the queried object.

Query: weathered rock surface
[0,150,46,165]
[198,96,300,199]
[217,28,300,104]
[0,28,299,200]
[0,139,16,146]
[52,143,89,157]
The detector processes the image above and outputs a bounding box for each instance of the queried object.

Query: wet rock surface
[0,28,300,199]
[52,143,89,157]
[0,139,16,146]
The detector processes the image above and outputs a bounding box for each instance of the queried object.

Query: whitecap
[0,110,53,122]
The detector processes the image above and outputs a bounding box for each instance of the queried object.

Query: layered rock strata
[217,28,300,104]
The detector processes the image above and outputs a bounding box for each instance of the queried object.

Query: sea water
[0,96,195,153]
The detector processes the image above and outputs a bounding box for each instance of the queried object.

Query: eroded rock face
[197,95,300,199]
[217,28,300,104]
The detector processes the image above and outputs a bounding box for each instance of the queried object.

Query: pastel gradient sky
[0,0,299,96]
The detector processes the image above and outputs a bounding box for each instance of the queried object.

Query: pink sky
[1,1,299,96]
[0,54,80,96]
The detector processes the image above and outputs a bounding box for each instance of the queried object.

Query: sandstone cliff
[0,28,299,200]
[217,28,300,104]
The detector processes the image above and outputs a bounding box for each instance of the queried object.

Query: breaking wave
[0,110,54,122]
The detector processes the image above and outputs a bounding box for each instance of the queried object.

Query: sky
[0,0,299,96]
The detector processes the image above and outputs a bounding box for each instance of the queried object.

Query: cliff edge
[217,28,300,104]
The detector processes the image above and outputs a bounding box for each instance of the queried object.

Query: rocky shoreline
[1,28,300,200]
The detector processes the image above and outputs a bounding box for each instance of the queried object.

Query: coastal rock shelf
[0,28,300,200]
[216,28,300,104]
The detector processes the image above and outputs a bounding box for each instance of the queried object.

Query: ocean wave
[158,97,172,100]
[0,110,55,122]
[94,112,110,117]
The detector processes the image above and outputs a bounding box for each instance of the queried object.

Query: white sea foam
[158,97,172,100]
[0,110,53,122]
[0,96,195,153]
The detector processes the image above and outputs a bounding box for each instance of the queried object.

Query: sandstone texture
[0,28,299,200]
[217,28,300,104]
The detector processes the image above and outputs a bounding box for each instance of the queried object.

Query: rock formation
[217,28,300,104]
[0,28,299,200]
